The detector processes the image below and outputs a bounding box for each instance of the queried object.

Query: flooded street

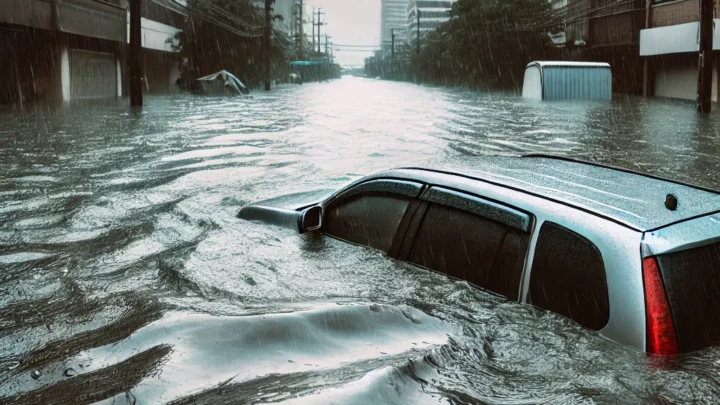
[2,76,720,404]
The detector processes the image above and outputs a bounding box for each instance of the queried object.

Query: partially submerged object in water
[195,70,250,95]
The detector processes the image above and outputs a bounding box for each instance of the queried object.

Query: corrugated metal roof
[397,156,720,231]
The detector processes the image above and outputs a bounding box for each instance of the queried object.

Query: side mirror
[300,206,323,233]
[238,204,322,234]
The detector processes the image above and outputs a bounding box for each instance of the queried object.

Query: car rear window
[406,203,529,300]
[656,242,720,352]
[528,222,609,331]
[323,192,411,253]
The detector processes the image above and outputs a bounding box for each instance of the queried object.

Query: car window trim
[396,200,429,261]
[389,193,426,259]
[321,179,425,255]
[323,179,424,208]
[421,186,532,232]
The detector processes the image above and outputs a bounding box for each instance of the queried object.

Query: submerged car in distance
[238,155,720,355]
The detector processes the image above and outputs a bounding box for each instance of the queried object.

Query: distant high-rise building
[406,0,455,46]
[381,0,408,48]
[255,0,312,58]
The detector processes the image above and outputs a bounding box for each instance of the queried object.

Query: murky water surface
[2,77,720,404]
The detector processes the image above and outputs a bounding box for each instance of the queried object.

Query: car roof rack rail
[520,153,720,195]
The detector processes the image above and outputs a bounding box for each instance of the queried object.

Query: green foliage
[416,0,561,89]
[171,0,289,89]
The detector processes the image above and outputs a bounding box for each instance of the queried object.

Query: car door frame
[319,177,427,251]
[388,183,536,302]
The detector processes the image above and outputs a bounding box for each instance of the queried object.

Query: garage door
[654,62,696,101]
[70,50,117,99]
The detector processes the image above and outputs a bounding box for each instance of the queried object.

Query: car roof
[527,61,611,68]
[386,155,720,232]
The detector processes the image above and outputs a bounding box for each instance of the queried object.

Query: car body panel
[242,189,336,211]
[398,156,720,231]
[238,156,720,352]
[642,212,720,257]
[358,168,646,350]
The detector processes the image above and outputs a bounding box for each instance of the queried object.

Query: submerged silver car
[238,155,720,354]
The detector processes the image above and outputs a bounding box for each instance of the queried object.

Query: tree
[416,0,561,89]
[171,0,289,90]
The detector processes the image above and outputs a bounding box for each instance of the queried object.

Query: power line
[202,1,266,30]
[194,13,264,37]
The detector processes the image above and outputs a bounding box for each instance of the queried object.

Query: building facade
[640,0,720,101]
[0,0,185,105]
[381,0,408,48]
[406,0,455,46]
[550,0,720,101]
[254,0,314,59]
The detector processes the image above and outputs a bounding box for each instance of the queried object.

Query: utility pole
[298,0,304,60]
[264,0,272,91]
[312,9,315,55]
[642,0,652,97]
[50,0,60,31]
[391,28,396,79]
[697,0,713,113]
[129,0,143,106]
[315,8,325,54]
[391,28,395,61]
[416,7,420,54]
[325,34,329,56]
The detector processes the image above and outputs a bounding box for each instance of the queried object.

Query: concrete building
[406,0,455,46]
[253,0,312,58]
[256,0,305,36]
[381,0,407,48]
[0,0,185,105]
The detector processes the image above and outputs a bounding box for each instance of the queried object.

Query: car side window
[528,222,609,331]
[406,203,530,300]
[323,191,412,253]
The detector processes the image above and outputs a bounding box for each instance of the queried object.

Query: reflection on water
[1,77,720,403]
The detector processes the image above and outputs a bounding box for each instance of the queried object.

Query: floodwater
[2,76,720,404]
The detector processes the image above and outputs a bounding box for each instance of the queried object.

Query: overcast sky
[308,0,381,67]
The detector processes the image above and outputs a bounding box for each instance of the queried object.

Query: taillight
[642,257,679,355]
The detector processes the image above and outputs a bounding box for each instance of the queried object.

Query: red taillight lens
[642,257,679,355]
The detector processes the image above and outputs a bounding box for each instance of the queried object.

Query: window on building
[528,222,609,331]
[419,11,451,19]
